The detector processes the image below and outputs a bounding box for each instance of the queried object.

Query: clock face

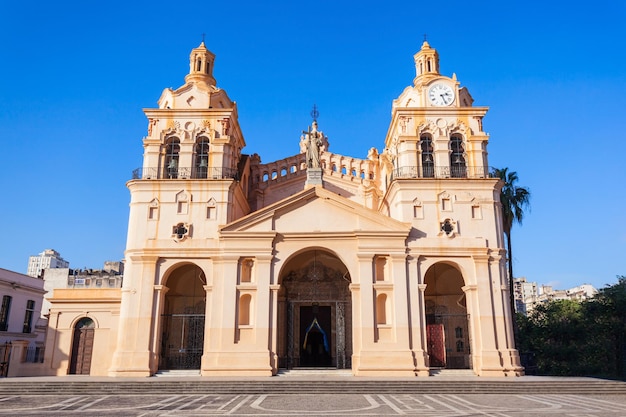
[428,83,455,106]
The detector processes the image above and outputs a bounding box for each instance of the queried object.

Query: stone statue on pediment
[301,121,327,169]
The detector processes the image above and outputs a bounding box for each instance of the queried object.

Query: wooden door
[427,323,446,368]
[69,327,94,374]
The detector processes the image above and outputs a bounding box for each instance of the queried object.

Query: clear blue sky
[0,1,624,290]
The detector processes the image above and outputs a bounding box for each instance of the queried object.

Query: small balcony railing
[132,167,239,180]
[391,165,490,180]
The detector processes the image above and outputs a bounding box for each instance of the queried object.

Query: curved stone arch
[162,129,183,143]
[195,129,213,144]
[156,261,207,371]
[69,314,99,329]
[421,259,472,370]
[276,245,352,285]
[158,260,209,287]
[275,245,353,370]
[418,258,472,286]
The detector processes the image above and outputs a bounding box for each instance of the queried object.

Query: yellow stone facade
[44,41,523,377]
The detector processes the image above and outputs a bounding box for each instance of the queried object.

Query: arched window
[420,134,434,178]
[376,294,387,325]
[194,136,209,179]
[165,137,180,179]
[450,135,466,178]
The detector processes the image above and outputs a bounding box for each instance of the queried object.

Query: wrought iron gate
[160,314,205,370]
[426,313,471,369]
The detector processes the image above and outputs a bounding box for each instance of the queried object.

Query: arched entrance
[69,317,95,375]
[424,263,471,369]
[159,264,206,370]
[277,249,352,369]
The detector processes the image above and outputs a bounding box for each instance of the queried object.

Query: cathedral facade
[44,42,523,377]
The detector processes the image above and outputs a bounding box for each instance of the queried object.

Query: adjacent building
[0,268,47,376]
[27,249,69,278]
[43,41,522,377]
[41,262,124,317]
[513,277,598,314]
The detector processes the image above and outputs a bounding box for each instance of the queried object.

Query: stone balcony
[392,165,491,180]
[132,166,239,180]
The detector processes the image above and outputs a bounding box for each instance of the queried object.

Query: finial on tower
[310,104,319,122]
[201,33,206,44]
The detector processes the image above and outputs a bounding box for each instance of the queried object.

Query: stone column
[471,254,510,376]
[109,255,158,377]
[150,284,169,374]
[269,284,280,374]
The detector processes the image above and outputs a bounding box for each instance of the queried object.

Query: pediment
[220,186,410,235]
[158,83,223,110]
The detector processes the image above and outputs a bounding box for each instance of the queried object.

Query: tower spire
[185,41,216,86]
[413,40,440,85]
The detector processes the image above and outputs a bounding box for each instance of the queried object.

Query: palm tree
[492,168,531,321]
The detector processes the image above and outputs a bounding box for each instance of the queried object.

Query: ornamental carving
[448,119,471,136]
[417,119,438,135]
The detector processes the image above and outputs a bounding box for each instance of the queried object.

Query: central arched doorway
[277,249,352,369]
[424,263,471,370]
[159,264,206,370]
[69,317,95,375]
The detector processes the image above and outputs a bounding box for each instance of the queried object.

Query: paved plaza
[1,386,626,416]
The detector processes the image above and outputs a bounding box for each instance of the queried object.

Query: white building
[0,268,47,376]
[27,249,69,278]
[515,279,599,314]
[513,277,538,315]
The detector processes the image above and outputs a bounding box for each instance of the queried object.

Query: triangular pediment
[220,186,410,235]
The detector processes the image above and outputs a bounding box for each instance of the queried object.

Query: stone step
[277,368,353,377]
[430,369,476,377]
[154,369,201,377]
[0,379,625,395]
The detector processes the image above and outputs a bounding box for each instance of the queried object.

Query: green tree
[492,168,530,319]
[585,276,626,379]
[518,277,626,379]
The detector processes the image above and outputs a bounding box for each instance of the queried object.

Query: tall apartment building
[513,277,538,315]
[27,249,69,278]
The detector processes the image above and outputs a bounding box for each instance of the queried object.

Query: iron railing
[132,167,239,181]
[391,165,490,180]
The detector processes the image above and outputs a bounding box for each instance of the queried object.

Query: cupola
[184,41,217,86]
[413,40,440,85]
